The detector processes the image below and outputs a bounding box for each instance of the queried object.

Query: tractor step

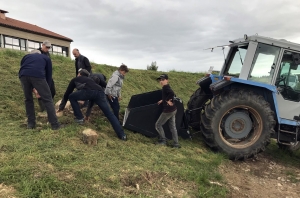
[278,125,299,144]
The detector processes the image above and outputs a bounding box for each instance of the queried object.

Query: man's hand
[166,99,174,106]
[78,101,85,105]
[107,94,113,102]
[157,100,163,105]
[118,97,122,101]
[85,116,90,122]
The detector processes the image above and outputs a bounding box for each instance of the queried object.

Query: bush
[147,61,158,71]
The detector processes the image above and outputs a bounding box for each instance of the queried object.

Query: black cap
[156,74,168,80]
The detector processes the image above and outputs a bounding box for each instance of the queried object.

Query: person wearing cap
[30,40,56,112]
[19,53,61,130]
[72,48,92,77]
[155,74,180,148]
[57,69,127,141]
[105,64,129,121]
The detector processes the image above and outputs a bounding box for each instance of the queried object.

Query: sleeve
[104,74,118,95]
[165,86,175,101]
[58,78,76,110]
[85,100,95,117]
[84,57,92,73]
[45,57,53,87]
[99,79,107,88]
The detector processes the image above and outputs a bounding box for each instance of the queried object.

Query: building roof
[0,15,73,42]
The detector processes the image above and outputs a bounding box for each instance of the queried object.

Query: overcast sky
[3,0,300,72]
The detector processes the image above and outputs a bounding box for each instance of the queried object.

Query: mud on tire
[187,88,212,130]
[200,89,276,160]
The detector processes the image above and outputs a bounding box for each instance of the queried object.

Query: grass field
[0,49,299,198]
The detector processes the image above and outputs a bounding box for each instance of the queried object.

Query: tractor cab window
[248,43,280,84]
[276,51,300,102]
[223,45,248,77]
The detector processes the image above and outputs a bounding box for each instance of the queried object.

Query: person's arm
[45,57,53,87]
[164,86,175,106]
[105,74,118,96]
[99,78,107,89]
[84,57,92,73]
[58,78,76,111]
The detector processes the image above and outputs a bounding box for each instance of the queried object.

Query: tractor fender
[210,78,280,124]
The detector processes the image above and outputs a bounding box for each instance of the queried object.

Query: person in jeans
[57,69,127,141]
[19,53,61,130]
[105,64,129,120]
[155,74,180,148]
[30,40,56,112]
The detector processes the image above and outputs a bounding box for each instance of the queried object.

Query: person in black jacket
[72,48,92,76]
[155,74,180,148]
[30,40,56,112]
[19,53,61,130]
[57,69,127,141]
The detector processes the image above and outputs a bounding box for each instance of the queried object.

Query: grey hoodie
[105,70,124,97]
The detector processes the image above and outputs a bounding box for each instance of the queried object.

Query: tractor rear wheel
[187,88,212,130]
[200,89,276,160]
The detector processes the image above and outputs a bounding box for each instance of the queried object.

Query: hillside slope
[0,49,229,198]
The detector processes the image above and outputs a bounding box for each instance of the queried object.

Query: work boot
[27,123,36,129]
[74,118,84,125]
[155,139,167,146]
[172,144,181,149]
[51,123,64,130]
[121,134,127,141]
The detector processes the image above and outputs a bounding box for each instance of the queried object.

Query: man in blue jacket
[19,53,61,130]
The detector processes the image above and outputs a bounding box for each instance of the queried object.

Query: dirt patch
[220,153,300,198]
[0,183,16,198]
[120,171,198,198]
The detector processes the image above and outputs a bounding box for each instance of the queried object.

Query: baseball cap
[156,74,168,80]
[42,40,52,47]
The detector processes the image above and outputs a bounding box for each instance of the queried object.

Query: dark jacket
[161,84,177,113]
[19,54,52,87]
[75,55,92,76]
[59,75,106,110]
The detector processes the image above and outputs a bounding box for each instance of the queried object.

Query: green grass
[0,49,227,197]
[1,49,300,197]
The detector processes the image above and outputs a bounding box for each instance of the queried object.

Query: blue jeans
[107,96,120,120]
[69,89,125,138]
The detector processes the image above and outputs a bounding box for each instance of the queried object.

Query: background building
[0,9,73,57]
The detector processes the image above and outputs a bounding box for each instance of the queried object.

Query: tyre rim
[219,105,263,149]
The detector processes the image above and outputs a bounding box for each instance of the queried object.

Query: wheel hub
[224,111,252,139]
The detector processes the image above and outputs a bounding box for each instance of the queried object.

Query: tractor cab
[187,35,300,159]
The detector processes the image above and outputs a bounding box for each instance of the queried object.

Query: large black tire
[187,88,212,130]
[278,141,300,151]
[200,89,276,160]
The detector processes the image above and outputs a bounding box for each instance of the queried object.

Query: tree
[147,61,158,71]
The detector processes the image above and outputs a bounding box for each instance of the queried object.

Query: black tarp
[123,90,190,139]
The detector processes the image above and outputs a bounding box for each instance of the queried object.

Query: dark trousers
[68,89,125,138]
[107,96,120,120]
[38,79,56,112]
[20,76,59,127]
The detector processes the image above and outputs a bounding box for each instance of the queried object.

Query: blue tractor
[187,35,300,160]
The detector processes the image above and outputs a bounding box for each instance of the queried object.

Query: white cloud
[2,0,300,72]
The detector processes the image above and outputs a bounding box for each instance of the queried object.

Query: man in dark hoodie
[31,40,56,112]
[155,74,180,148]
[57,69,127,141]
[19,53,61,130]
[72,48,92,76]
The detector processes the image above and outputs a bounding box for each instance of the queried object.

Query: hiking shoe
[74,118,84,125]
[121,134,127,141]
[155,140,167,146]
[27,124,36,129]
[51,124,65,130]
[172,144,181,149]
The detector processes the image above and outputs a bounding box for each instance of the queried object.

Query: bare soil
[220,153,300,198]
